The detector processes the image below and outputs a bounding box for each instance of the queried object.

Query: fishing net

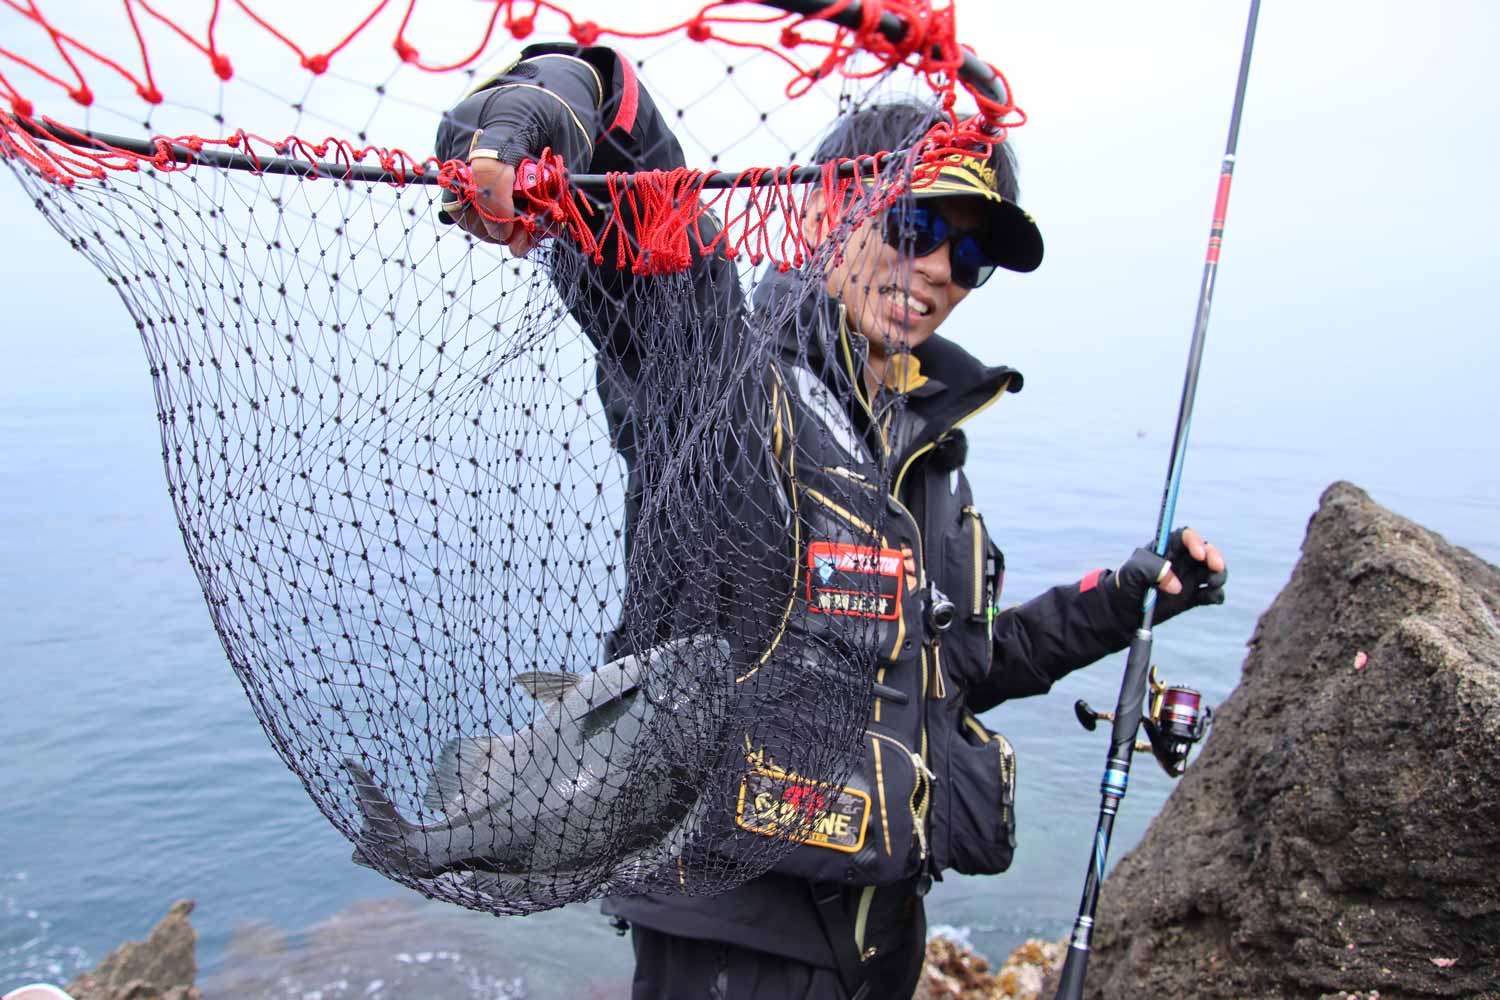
[1,0,1026,913]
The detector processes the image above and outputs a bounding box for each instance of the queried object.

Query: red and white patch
[807,541,903,621]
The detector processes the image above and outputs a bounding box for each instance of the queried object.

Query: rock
[222,918,288,962]
[915,934,1065,1000]
[65,900,201,1000]
[1083,483,1500,1000]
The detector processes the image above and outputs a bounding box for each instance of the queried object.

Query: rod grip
[1108,630,1154,758]
[1054,945,1088,1000]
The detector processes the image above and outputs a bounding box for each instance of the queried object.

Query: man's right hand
[455,157,539,258]
[434,47,610,256]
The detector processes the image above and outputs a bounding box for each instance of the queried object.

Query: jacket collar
[910,334,1024,408]
[753,267,1025,445]
[752,266,841,366]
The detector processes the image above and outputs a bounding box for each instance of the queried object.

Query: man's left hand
[1109,527,1227,626]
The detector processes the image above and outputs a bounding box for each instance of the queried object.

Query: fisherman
[437,43,1228,1000]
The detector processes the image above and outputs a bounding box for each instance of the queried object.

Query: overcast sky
[3,0,1496,509]
[963,3,1499,449]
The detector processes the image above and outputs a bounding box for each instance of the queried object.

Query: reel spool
[1073,665,1213,777]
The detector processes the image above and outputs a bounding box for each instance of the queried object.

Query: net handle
[18,117,886,191]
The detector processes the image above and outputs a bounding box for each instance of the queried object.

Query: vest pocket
[940,508,998,684]
[937,711,1017,876]
[962,506,986,620]
[956,506,1004,623]
[797,478,919,665]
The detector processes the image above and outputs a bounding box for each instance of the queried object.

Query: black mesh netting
[3,9,1001,914]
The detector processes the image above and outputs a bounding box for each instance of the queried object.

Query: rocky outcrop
[65,901,201,1000]
[1083,482,1500,999]
[917,935,1066,1000]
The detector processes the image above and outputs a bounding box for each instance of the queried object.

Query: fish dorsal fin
[514,670,583,704]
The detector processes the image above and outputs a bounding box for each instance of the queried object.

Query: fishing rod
[1052,3,1261,998]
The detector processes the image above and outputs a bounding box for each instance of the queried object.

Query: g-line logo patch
[807,541,903,620]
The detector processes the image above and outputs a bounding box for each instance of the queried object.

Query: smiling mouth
[879,285,932,317]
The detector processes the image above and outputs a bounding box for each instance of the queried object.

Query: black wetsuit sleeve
[435,43,747,380]
[965,571,1134,712]
[436,46,767,592]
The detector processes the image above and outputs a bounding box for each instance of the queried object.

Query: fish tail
[344,759,435,877]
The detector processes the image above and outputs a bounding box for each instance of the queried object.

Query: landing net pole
[1053,3,1260,997]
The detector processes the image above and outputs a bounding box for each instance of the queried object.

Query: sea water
[3,128,1498,999]
[4,372,1495,998]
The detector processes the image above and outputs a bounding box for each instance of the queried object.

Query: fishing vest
[731,306,1019,887]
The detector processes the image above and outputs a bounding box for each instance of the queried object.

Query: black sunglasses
[881,201,999,290]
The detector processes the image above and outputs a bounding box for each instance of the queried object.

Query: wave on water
[200,898,626,1000]
[927,922,973,946]
[208,962,526,1000]
[0,872,93,990]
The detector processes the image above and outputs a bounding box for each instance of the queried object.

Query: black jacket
[438,42,1137,967]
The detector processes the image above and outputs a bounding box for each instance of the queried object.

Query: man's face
[816,196,986,359]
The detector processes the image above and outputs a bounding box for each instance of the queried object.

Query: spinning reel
[1074,665,1212,777]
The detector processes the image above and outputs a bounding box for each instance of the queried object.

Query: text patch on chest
[806,541,903,620]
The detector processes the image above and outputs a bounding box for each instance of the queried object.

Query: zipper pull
[927,645,946,700]
[909,755,933,863]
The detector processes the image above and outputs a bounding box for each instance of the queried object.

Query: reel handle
[1073,699,1114,732]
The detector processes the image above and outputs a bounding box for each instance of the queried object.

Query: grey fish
[345,634,731,880]
[433,793,719,909]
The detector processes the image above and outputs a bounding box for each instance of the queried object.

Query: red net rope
[0,0,1020,122]
[0,0,1022,273]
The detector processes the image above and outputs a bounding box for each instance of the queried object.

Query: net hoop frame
[0,0,1023,184]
